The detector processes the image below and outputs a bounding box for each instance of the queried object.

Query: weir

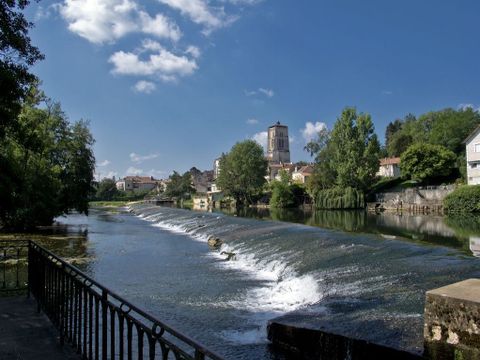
[2,206,479,359]
[0,240,223,360]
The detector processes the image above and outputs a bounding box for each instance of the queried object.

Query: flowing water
[12,205,480,359]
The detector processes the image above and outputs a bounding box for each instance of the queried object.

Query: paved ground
[0,296,81,360]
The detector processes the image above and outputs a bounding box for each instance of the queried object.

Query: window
[472,163,478,169]
[475,144,480,152]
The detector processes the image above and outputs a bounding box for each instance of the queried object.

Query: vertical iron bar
[15,248,20,288]
[95,296,100,360]
[127,320,133,360]
[89,292,93,360]
[78,280,83,353]
[119,313,125,360]
[3,249,6,289]
[102,290,108,360]
[148,335,155,360]
[83,287,88,357]
[110,307,116,359]
[137,327,144,360]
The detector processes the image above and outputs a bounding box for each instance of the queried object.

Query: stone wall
[372,185,456,212]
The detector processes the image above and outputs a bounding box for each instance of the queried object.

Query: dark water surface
[18,206,480,359]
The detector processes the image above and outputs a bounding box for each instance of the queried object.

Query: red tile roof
[379,157,401,166]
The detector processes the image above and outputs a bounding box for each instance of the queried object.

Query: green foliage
[0,89,96,230]
[444,186,480,213]
[315,187,365,210]
[400,143,456,182]
[165,171,195,200]
[0,0,44,138]
[95,179,120,201]
[216,140,268,205]
[270,182,295,208]
[308,108,380,193]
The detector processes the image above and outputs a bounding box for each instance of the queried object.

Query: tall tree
[400,143,456,183]
[0,0,44,137]
[0,89,96,230]
[216,140,268,206]
[165,171,195,199]
[328,107,381,191]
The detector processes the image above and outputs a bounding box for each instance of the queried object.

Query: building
[213,158,221,180]
[292,165,314,184]
[464,126,480,185]
[267,163,296,182]
[377,157,401,178]
[267,121,290,164]
[116,176,158,192]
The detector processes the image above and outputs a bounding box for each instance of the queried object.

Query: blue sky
[26,0,480,179]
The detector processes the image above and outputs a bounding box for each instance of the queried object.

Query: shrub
[444,185,480,213]
[400,143,456,182]
[315,187,365,209]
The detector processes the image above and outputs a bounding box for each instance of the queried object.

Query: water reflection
[198,207,480,257]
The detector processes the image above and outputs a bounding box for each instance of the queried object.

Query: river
[19,205,480,359]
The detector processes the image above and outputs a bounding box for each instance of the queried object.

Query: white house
[377,157,401,178]
[465,126,480,185]
[292,165,314,184]
[116,176,158,192]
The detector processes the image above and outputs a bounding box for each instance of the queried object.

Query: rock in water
[207,237,223,248]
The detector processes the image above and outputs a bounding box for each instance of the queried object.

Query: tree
[400,143,456,183]
[0,0,44,138]
[165,171,195,200]
[328,107,381,191]
[270,170,295,208]
[216,140,268,206]
[0,88,96,230]
[96,179,120,201]
[385,118,403,151]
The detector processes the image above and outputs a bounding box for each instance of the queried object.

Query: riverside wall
[369,185,456,213]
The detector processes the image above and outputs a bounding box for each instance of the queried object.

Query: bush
[444,185,480,213]
[400,143,456,183]
[270,182,295,208]
[315,187,365,209]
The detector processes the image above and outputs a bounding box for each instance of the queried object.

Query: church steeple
[267,122,290,164]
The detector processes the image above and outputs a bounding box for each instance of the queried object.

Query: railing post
[27,242,31,299]
[59,263,65,346]
[195,349,205,360]
[102,289,108,360]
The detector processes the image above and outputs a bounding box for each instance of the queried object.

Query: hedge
[443,185,480,213]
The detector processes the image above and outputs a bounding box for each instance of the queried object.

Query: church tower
[267,121,290,164]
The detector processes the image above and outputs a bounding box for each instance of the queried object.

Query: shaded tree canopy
[400,143,456,182]
[0,0,44,137]
[307,107,380,194]
[0,88,96,230]
[165,171,195,199]
[216,140,268,206]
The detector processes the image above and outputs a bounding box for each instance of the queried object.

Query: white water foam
[131,207,324,345]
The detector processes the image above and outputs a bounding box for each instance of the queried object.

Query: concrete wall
[373,186,456,212]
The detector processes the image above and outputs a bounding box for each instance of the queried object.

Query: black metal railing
[0,240,223,360]
[0,240,29,292]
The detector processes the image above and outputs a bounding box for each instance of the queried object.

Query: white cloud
[157,0,230,34]
[252,131,268,151]
[129,152,159,163]
[109,43,198,81]
[382,90,393,95]
[105,171,118,178]
[246,118,258,125]
[245,87,274,98]
[133,80,156,93]
[301,121,327,143]
[57,0,181,44]
[185,45,201,58]
[258,87,274,97]
[126,166,144,175]
[97,159,111,166]
[289,134,295,144]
